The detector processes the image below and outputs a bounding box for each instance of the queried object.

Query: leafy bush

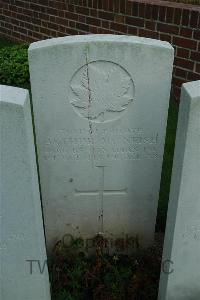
[50,235,162,300]
[0,44,30,89]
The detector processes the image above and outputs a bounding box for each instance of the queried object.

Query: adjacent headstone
[0,85,51,300]
[29,35,174,253]
[158,80,200,300]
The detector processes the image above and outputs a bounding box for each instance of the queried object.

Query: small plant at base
[50,234,162,300]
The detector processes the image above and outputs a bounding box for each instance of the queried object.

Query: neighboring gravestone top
[0,85,51,300]
[158,80,200,300]
[183,79,200,98]
[29,35,174,253]
[0,84,28,105]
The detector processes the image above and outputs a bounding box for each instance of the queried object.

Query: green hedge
[0,44,30,89]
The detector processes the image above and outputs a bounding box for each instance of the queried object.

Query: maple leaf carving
[70,61,134,122]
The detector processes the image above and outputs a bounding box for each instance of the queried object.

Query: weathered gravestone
[29,35,174,253]
[0,85,51,300]
[158,80,200,300]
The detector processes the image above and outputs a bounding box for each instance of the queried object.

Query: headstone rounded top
[29,34,173,52]
[183,80,200,100]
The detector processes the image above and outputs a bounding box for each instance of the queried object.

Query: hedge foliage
[0,44,30,89]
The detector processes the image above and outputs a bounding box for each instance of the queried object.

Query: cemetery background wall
[0,0,200,100]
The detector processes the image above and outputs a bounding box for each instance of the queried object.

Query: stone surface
[29,35,174,252]
[0,85,51,300]
[158,80,200,300]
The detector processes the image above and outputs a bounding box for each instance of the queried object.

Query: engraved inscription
[43,128,160,162]
[69,61,135,123]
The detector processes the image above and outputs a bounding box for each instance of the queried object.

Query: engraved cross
[74,166,127,231]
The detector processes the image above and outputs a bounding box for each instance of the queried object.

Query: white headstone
[158,80,200,300]
[0,85,51,300]
[29,35,174,252]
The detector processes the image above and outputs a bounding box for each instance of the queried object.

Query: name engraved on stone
[69,60,135,123]
[43,128,159,161]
